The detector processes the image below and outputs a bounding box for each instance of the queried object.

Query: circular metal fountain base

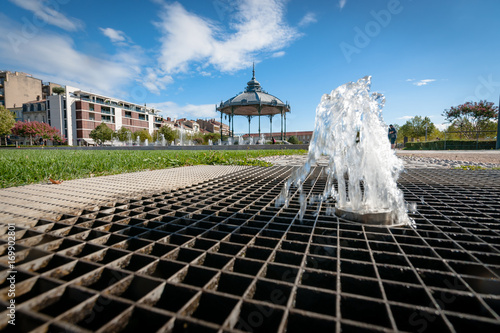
[335,207,402,226]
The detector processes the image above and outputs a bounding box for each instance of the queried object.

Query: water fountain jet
[276,76,413,227]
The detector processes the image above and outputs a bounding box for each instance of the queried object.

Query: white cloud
[298,12,317,27]
[272,51,285,58]
[141,68,173,94]
[339,0,347,9]
[154,0,300,74]
[150,101,217,119]
[0,15,140,97]
[8,0,84,31]
[406,78,414,82]
[99,27,128,43]
[435,123,449,131]
[413,79,436,86]
[397,116,414,120]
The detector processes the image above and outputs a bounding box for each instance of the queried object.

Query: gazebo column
[258,105,261,137]
[231,108,234,138]
[280,109,284,141]
[247,116,251,139]
[219,106,223,139]
[269,115,273,141]
[284,111,287,140]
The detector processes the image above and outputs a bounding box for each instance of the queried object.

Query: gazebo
[217,65,290,141]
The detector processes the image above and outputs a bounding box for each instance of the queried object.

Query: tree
[443,100,498,139]
[89,123,113,145]
[288,135,299,144]
[203,132,220,144]
[11,121,66,145]
[115,127,132,142]
[155,126,179,144]
[52,87,65,95]
[0,106,16,145]
[132,129,152,143]
[398,116,436,140]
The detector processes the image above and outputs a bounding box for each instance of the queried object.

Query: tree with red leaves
[443,100,498,139]
[11,121,66,145]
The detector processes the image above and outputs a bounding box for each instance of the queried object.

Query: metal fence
[403,130,498,150]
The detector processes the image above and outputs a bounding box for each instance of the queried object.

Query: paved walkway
[0,165,249,227]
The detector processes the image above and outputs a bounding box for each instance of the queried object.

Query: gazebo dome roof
[217,66,290,116]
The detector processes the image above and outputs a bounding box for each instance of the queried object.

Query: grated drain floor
[1,166,500,332]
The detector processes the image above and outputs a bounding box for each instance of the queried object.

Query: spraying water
[127,132,132,146]
[276,76,413,227]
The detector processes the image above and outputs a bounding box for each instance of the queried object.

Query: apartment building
[0,71,66,122]
[73,90,157,144]
[22,87,164,145]
[0,71,42,109]
[196,118,231,136]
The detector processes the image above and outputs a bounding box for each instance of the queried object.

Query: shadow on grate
[1,166,500,332]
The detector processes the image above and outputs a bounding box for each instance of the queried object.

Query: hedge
[404,140,496,150]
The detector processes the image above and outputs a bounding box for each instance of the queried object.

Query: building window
[47,100,50,108]
[89,113,95,121]
[102,115,113,123]
[139,114,146,121]
[89,104,94,111]
[125,111,132,118]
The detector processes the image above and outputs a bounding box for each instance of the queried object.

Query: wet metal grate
[1,166,500,332]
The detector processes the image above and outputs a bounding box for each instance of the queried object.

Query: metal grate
[1,166,500,332]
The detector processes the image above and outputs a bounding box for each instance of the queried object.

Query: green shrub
[404,140,496,150]
[288,136,299,144]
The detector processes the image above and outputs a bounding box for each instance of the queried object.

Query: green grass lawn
[0,149,306,188]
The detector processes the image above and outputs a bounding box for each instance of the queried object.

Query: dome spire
[245,62,262,92]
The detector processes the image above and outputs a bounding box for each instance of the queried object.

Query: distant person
[272,137,276,144]
[388,124,397,149]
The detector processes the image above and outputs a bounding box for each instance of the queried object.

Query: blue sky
[1,0,499,134]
